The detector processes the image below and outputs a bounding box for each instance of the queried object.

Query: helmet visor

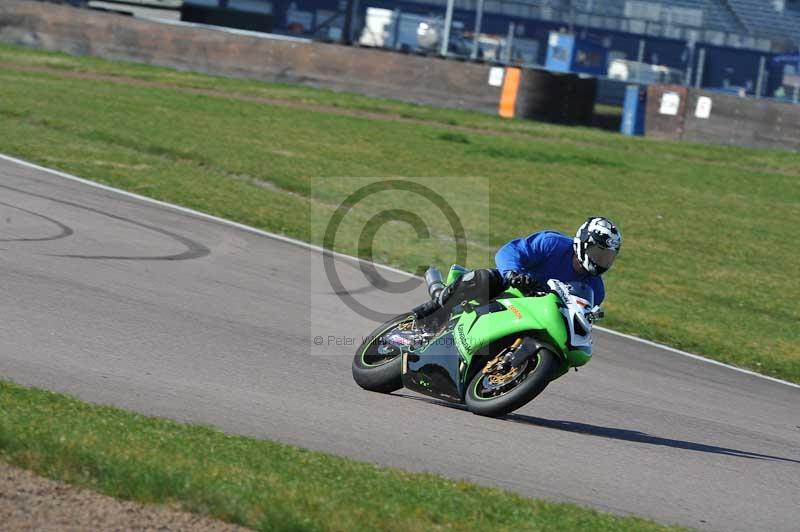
[587,245,618,270]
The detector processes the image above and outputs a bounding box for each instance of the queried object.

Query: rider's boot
[411,280,462,330]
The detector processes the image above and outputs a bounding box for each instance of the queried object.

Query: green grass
[0,379,684,531]
[0,43,798,384]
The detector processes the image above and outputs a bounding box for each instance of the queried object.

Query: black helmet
[573,217,622,275]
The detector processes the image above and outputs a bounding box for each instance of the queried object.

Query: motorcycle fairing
[402,294,572,400]
[401,266,591,401]
[401,331,465,402]
[457,293,569,363]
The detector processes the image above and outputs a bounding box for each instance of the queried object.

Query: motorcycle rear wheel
[465,348,558,418]
[351,314,412,393]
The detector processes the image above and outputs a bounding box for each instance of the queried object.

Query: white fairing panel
[548,279,594,355]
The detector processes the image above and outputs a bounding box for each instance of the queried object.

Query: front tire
[351,314,412,393]
[465,348,558,418]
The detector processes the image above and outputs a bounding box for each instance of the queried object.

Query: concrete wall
[0,1,598,124]
[0,1,502,113]
[646,84,800,151]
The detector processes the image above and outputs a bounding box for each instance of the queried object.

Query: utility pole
[684,39,695,86]
[755,56,767,98]
[695,48,706,88]
[471,0,484,60]
[440,0,455,56]
[341,0,355,44]
[503,22,515,63]
[564,0,574,33]
[636,39,645,82]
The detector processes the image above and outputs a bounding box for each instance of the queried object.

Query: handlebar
[586,307,604,323]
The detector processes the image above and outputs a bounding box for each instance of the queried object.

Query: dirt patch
[0,461,251,531]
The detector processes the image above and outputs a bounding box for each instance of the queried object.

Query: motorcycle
[352,265,604,417]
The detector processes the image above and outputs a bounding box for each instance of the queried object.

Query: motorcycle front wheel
[465,348,558,418]
[351,314,413,393]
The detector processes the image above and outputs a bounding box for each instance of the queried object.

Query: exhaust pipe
[424,267,445,300]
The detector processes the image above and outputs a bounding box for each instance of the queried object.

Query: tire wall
[516,71,597,125]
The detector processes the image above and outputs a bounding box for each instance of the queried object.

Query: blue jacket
[495,231,606,304]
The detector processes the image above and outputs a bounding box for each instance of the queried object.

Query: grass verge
[0,43,798,384]
[0,379,684,531]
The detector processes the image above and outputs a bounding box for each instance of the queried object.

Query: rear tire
[465,348,558,418]
[351,314,412,393]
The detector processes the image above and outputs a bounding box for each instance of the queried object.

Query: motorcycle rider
[413,217,622,322]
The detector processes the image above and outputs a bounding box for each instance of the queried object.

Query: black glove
[505,271,544,294]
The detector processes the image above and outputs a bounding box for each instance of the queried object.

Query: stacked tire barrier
[0,0,596,126]
[516,71,596,125]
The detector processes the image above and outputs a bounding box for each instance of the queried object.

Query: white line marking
[594,326,799,388]
[2,152,798,390]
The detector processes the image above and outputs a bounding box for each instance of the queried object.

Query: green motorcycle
[352,265,604,417]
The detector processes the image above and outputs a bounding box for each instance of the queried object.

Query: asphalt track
[0,158,798,531]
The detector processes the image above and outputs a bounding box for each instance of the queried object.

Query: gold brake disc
[482,337,525,386]
[488,365,524,386]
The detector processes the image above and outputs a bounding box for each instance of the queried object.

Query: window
[552,46,570,62]
[629,19,646,34]
[576,50,603,68]
[646,22,662,36]
[704,30,725,45]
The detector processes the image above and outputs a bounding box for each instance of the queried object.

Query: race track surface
[1,158,798,531]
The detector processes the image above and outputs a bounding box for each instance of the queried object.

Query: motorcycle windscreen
[566,281,594,306]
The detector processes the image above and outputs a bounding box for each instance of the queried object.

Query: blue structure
[545,32,607,76]
[620,85,647,136]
